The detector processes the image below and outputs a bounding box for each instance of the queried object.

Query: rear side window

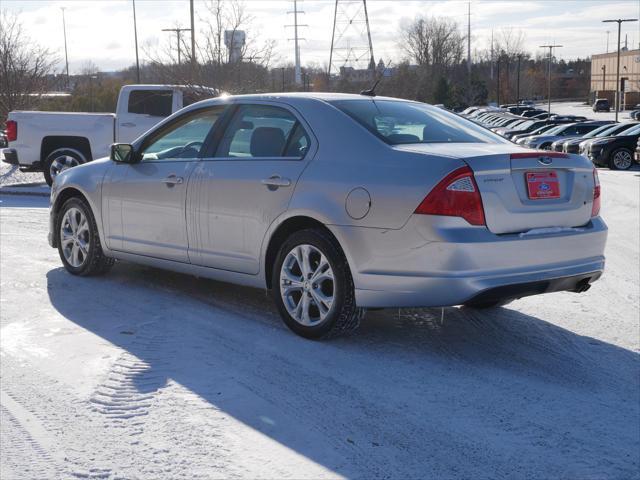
[128,90,173,117]
[331,100,508,145]
[216,105,310,158]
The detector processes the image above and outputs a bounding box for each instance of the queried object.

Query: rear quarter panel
[289,99,466,230]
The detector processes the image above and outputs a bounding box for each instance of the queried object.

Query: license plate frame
[525,171,561,200]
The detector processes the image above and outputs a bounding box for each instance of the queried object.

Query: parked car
[1,84,217,185]
[512,124,561,143]
[636,137,640,164]
[577,122,640,157]
[585,124,640,170]
[550,122,615,152]
[593,98,611,112]
[49,93,606,339]
[568,122,638,154]
[520,109,547,118]
[522,121,611,150]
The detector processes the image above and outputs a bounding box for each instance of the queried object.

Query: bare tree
[0,10,57,121]
[400,16,464,70]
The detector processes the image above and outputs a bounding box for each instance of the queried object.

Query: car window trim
[201,102,312,162]
[137,105,228,163]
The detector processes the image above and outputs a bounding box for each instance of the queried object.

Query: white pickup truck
[2,84,216,185]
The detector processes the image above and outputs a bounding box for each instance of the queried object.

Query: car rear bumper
[332,215,607,308]
[1,148,43,171]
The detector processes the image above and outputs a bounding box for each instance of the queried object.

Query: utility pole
[539,44,562,114]
[603,18,638,121]
[162,27,192,65]
[190,0,196,76]
[601,65,606,92]
[496,57,500,105]
[466,2,471,77]
[328,0,375,78]
[287,0,307,85]
[516,54,522,105]
[132,0,141,83]
[489,29,494,80]
[61,7,70,89]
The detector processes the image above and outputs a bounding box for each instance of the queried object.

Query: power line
[161,27,192,65]
[286,0,307,85]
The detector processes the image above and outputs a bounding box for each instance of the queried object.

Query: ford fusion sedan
[49,93,607,339]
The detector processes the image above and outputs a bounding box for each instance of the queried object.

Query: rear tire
[271,228,363,339]
[609,148,633,170]
[56,197,114,276]
[44,148,87,186]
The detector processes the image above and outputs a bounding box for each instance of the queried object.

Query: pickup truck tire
[44,148,87,186]
[56,197,114,276]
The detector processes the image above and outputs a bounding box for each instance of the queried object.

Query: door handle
[121,122,135,127]
[261,175,291,188]
[163,175,184,186]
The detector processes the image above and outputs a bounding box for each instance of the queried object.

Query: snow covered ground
[0,170,638,479]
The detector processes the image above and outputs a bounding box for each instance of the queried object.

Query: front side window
[140,107,225,161]
[331,99,509,145]
[128,90,173,117]
[215,104,310,158]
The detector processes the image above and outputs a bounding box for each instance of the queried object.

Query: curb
[0,187,50,197]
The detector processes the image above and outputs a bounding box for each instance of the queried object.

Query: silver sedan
[49,93,607,339]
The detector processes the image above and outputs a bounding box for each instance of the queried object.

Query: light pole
[601,65,606,93]
[61,7,70,89]
[539,44,562,114]
[606,30,610,53]
[132,0,140,83]
[603,18,638,122]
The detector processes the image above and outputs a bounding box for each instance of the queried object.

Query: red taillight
[414,166,486,226]
[6,120,17,142]
[591,169,601,217]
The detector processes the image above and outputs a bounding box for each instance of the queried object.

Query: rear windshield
[330,99,508,145]
[619,124,640,136]
[583,124,612,138]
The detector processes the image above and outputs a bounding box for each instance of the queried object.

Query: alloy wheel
[50,155,81,181]
[60,207,90,268]
[613,150,632,170]
[280,244,335,326]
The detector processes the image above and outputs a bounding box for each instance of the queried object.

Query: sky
[4,0,640,74]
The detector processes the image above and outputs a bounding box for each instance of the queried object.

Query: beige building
[591,48,640,108]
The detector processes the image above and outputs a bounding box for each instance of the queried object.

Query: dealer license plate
[525,171,560,200]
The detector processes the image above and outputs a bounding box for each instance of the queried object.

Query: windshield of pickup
[330,99,509,145]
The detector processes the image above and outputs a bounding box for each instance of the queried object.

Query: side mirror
[110,143,137,163]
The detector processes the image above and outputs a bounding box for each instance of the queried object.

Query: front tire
[44,148,87,186]
[609,148,633,170]
[271,228,363,339]
[56,197,114,276]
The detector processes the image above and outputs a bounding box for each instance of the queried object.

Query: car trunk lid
[395,143,595,234]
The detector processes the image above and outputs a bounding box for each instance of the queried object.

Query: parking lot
[1,167,638,479]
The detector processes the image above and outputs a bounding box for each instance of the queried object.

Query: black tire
[271,228,364,339]
[56,197,114,276]
[44,148,87,186]
[609,148,634,170]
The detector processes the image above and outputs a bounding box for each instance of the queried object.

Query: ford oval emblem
[538,156,553,165]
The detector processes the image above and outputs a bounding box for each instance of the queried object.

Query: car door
[187,102,316,274]
[104,106,225,263]
[117,88,176,143]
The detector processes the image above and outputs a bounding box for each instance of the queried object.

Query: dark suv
[593,99,611,112]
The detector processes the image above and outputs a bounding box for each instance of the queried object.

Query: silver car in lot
[48,93,607,339]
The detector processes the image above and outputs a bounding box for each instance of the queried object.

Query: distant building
[591,48,640,108]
